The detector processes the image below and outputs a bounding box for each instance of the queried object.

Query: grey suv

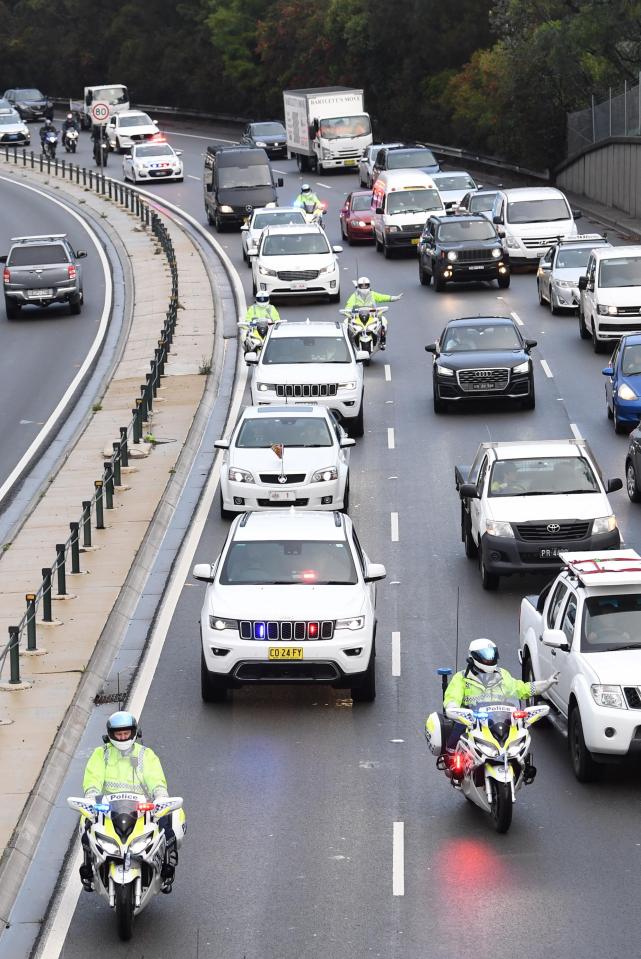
[1,234,87,318]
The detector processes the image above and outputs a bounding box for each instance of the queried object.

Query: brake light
[137,802,155,812]
[512,710,528,720]
[67,264,77,280]
[451,753,465,773]
[301,570,317,582]
[3,268,9,283]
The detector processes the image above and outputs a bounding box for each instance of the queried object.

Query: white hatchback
[250,224,342,301]
[193,509,386,702]
[106,110,159,152]
[431,171,479,211]
[122,141,183,183]
[216,405,354,517]
[241,206,306,266]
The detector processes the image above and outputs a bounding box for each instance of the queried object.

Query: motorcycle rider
[344,277,403,349]
[294,183,322,215]
[39,117,58,149]
[61,112,79,147]
[91,122,109,164]
[240,292,280,352]
[80,711,180,894]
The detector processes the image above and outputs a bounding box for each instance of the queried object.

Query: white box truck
[71,84,130,130]
[283,87,372,174]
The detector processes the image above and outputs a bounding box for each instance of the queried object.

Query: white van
[491,187,580,264]
[578,245,641,350]
[372,170,444,257]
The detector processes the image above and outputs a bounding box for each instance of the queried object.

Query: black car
[240,121,287,158]
[371,143,440,183]
[417,214,510,291]
[425,316,537,413]
[3,88,53,121]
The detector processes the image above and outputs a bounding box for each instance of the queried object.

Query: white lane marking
[391,512,399,542]
[162,130,238,144]
[510,310,523,326]
[0,177,112,508]
[384,364,391,381]
[315,182,332,189]
[540,359,553,378]
[273,169,288,175]
[387,427,395,449]
[393,821,405,896]
[187,174,200,180]
[36,198,249,959]
[570,423,583,440]
[392,631,401,676]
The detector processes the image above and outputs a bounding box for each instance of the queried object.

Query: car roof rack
[561,550,641,586]
[239,512,252,527]
[10,234,66,243]
[333,511,343,527]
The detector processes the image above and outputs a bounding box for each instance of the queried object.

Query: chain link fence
[567,76,641,156]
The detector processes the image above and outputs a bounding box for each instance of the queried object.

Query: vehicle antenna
[454,586,460,673]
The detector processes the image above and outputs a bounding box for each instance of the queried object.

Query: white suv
[491,187,579,264]
[193,510,386,702]
[578,245,641,352]
[215,405,354,517]
[247,319,366,436]
[250,224,342,301]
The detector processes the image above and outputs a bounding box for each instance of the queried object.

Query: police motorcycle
[238,318,272,355]
[67,792,184,941]
[63,127,79,153]
[425,668,548,834]
[340,305,388,363]
[42,129,58,159]
[301,199,328,228]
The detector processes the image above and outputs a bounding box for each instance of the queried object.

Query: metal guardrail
[0,146,179,686]
[52,97,252,127]
[423,140,550,182]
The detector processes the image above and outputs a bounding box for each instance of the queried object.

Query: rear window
[351,194,372,212]
[387,149,437,170]
[8,244,69,266]
[219,540,358,585]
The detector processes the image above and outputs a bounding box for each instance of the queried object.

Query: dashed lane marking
[315,182,332,189]
[391,511,399,542]
[187,174,199,180]
[393,821,405,896]
[387,427,395,449]
[385,364,391,381]
[570,423,583,440]
[162,130,237,144]
[540,359,553,378]
[392,632,401,676]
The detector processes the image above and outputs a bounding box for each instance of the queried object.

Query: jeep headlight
[312,466,338,482]
[317,264,331,274]
[485,519,514,538]
[512,360,530,374]
[339,381,357,390]
[385,225,399,232]
[554,279,573,288]
[220,205,234,213]
[618,383,638,401]
[336,616,365,630]
[209,616,237,630]
[593,514,617,534]
[447,250,458,262]
[591,684,625,708]
[229,467,254,483]
[491,247,501,259]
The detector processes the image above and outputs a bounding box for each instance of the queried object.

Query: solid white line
[391,512,399,542]
[392,631,401,677]
[510,310,523,326]
[387,428,395,450]
[315,182,332,189]
[540,359,553,378]
[393,821,405,896]
[0,177,112,507]
[570,422,583,440]
[384,364,391,382]
[161,130,238,144]
[187,174,200,180]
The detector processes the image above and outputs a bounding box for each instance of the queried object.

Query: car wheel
[69,298,82,316]
[578,307,591,340]
[383,239,392,259]
[626,459,641,502]
[607,396,613,420]
[206,208,215,226]
[522,379,535,410]
[479,549,499,590]
[201,651,230,704]
[251,278,257,297]
[464,516,477,559]
[375,233,382,253]
[351,639,376,703]
[569,705,598,782]
[116,137,122,153]
[433,385,446,414]
[497,272,510,289]
[613,403,626,434]
[349,399,364,438]
[219,488,235,521]
[537,279,546,305]
[5,298,21,319]
[592,324,606,353]
[329,289,341,303]
[434,273,446,293]
[549,290,560,314]
[419,263,431,286]
[342,479,350,513]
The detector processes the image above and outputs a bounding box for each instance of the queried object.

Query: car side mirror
[333,245,343,254]
[0,255,7,264]
[245,352,259,365]
[340,437,356,448]
[602,366,614,376]
[240,224,249,232]
[493,214,502,225]
[477,183,484,190]
[214,439,230,449]
[425,343,438,354]
[578,275,588,290]
[572,209,583,219]
[541,628,570,652]
[277,177,284,188]
[364,562,386,583]
[176,150,183,157]
[192,563,215,583]
[152,119,158,125]
[525,339,538,349]
[124,153,132,160]
[459,483,479,499]
[607,477,623,493]
[76,250,88,259]
[355,350,369,362]
[247,249,258,257]
[539,261,551,271]
[376,206,384,215]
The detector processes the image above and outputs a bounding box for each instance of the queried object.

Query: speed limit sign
[90,101,110,124]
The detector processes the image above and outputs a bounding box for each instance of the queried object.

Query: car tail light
[67,264,76,280]
[3,268,9,284]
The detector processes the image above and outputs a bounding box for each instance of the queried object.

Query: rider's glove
[391,294,403,301]
[153,787,169,801]
[530,671,560,695]
[444,704,463,721]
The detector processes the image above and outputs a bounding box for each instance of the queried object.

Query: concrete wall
[556,137,641,218]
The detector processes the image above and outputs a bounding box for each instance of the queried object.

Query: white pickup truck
[519,550,641,781]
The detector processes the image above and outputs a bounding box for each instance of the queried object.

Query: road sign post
[90,101,110,175]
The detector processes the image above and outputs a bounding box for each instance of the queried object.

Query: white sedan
[241,206,306,266]
[215,404,354,517]
[123,142,183,184]
[106,110,159,152]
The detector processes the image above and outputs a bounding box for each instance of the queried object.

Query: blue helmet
[106,711,138,752]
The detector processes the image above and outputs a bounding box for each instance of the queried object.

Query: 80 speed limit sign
[90,101,110,124]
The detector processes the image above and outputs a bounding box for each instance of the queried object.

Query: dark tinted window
[236,416,333,448]
[387,149,437,170]
[582,594,641,651]
[219,540,358,585]
[442,323,520,352]
[437,221,496,242]
[8,244,69,266]
[262,335,350,365]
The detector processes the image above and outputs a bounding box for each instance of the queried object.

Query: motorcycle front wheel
[489,780,513,834]
[115,881,135,941]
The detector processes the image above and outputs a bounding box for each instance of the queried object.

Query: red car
[339,190,374,244]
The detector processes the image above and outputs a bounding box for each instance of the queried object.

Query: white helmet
[468,638,499,675]
[106,711,138,753]
[301,182,311,193]
[355,276,370,291]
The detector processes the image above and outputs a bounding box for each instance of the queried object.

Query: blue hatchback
[602,332,641,432]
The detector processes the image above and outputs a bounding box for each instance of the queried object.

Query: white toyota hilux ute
[519,550,641,781]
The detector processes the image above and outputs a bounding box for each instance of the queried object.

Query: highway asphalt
[0,175,108,497]
[38,119,641,957]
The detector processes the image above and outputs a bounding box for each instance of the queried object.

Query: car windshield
[319,115,371,139]
[121,115,152,128]
[555,248,593,269]
[218,165,273,189]
[251,122,285,136]
[582,594,641,652]
[262,335,351,364]
[95,87,128,105]
[134,144,173,158]
[622,344,641,376]
[387,188,442,215]
[488,456,600,497]
[8,244,68,266]
[262,233,330,256]
[253,211,305,230]
[469,193,497,212]
[351,194,372,211]
[16,89,43,99]
[441,323,520,352]
[387,149,437,170]
[598,257,641,288]
[507,198,571,223]
[437,221,496,242]
[219,540,358,585]
[236,416,333,448]
[0,114,19,125]
[435,175,476,191]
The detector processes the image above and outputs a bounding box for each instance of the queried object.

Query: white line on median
[570,423,583,440]
[315,182,332,189]
[510,310,524,326]
[187,174,200,180]
[385,364,391,382]
[540,359,553,378]
[161,130,238,144]
[391,512,399,542]
[393,821,405,895]
[392,632,401,676]
[387,428,395,449]
[273,169,288,175]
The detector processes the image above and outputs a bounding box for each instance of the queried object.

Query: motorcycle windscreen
[473,699,519,746]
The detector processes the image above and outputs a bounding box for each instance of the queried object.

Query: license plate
[269,490,296,501]
[539,547,562,559]
[291,282,306,290]
[269,647,304,660]
[411,238,419,246]
[28,288,52,297]
[343,159,357,166]
[471,383,496,391]
[468,265,485,270]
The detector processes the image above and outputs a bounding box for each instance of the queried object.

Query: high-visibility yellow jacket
[443,668,532,711]
[83,742,168,800]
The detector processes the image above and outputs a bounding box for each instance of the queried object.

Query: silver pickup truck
[1,234,87,319]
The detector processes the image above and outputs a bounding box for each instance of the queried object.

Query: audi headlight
[229,467,254,483]
[312,466,338,482]
[591,684,626,708]
[491,247,501,259]
[209,616,237,630]
[220,205,234,213]
[597,304,618,315]
[336,616,365,630]
[339,381,357,390]
[447,250,458,262]
[485,519,515,538]
[259,266,278,276]
[436,364,454,377]
[476,740,499,758]
[593,514,617,534]
[506,236,519,249]
[618,383,638,401]
[513,360,530,374]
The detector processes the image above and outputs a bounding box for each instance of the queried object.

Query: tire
[592,325,606,353]
[479,549,499,591]
[206,208,215,226]
[219,488,235,521]
[464,516,478,558]
[433,386,446,414]
[341,479,350,513]
[497,273,510,289]
[296,153,310,173]
[521,379,535,410]
[537,279,546,306]
[375,233,382,253]
[115,882,134,942]
[489,780,513,834]
[69,298,82,316]
[613,403,628,434]
[549,290,560,314]
[383,239,392,259]
[329,289,341,304]
[578,307,591,340]
[5,298,20,319]
[201,650,230,703]
[348,400,364,438]
[569,705,598,782]
[419,263,431,286]
[434,273,446,293]
[626,459,641,502]
[351,640,376,702]
[607,398,613,420]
